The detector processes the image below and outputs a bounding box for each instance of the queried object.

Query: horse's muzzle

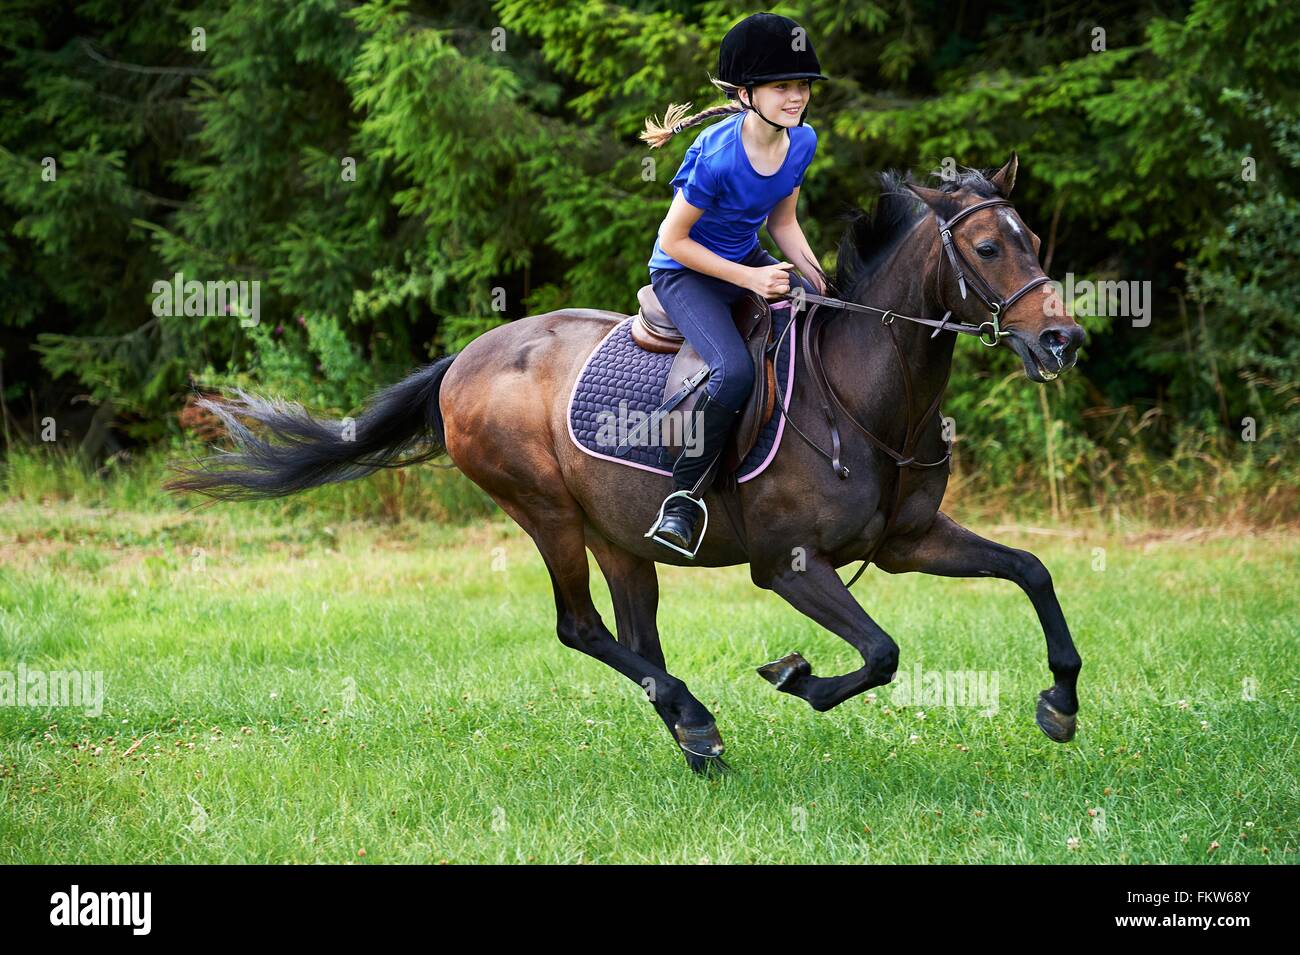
[1008,324,1085,382]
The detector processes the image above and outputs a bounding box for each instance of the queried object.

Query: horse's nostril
[1040,326,1085,353]
[1038,326,1083,371]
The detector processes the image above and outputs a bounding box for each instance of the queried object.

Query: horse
[167,153,1087,775]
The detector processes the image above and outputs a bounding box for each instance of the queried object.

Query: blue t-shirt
[648,110,816,271]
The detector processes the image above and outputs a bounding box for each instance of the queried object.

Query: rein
[761,197,1051,588]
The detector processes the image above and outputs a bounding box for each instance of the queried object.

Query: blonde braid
[639,75,747,149]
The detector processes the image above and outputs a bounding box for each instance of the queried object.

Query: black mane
[833,167,1001,300]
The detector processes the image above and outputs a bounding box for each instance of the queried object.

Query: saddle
[629,285,778,474]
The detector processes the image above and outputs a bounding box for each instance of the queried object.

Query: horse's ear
[904,181,961,221]
[991,152,1018,197]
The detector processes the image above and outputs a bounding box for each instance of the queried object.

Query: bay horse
[168,154,1086,774]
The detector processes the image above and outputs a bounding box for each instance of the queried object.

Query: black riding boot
[645,391,740,557]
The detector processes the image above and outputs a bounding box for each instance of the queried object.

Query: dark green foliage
[1,0,1296,515]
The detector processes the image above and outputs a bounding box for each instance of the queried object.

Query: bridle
[749,195,1054,587]
[788,197,1053,347]
[934,197,1054,344]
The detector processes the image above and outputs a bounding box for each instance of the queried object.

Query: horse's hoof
[674,721,725,759]
[1036,693,1077,743]
[757,651,811,691]
[685,753,731,776]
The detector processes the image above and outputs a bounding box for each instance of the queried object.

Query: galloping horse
[168,154,1087,774]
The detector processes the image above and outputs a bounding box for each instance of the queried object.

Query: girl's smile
[748,79,810,124]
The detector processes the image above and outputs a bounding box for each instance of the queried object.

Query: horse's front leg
[875,511,1082,742]
[751,554,901,712]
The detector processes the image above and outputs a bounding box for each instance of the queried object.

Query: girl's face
[743,79,812,126]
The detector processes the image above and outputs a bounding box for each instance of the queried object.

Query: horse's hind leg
[874,511,1081,742]
[586,533,729,772]
[489,492,727,773]
[751,552,902,712]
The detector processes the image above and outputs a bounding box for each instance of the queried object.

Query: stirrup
[644,489,709,559]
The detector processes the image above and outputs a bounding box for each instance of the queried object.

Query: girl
[638,12,830,558]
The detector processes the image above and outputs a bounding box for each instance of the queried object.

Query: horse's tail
[165,353,459,501]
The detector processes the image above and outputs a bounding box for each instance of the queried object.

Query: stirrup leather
[644,490,709,559]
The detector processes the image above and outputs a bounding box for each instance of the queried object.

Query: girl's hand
[748,262,796,300]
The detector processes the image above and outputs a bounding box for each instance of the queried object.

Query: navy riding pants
[649,245,817,412]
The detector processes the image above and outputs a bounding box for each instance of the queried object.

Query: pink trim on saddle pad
[565,302,797,483]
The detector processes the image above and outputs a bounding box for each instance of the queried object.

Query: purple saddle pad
[566,305,798,482]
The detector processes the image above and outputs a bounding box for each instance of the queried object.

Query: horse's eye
[976,243,998,258]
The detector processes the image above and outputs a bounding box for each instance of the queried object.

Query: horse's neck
[817,223,956,448]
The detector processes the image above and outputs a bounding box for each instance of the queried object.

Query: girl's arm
[766,188,827,294]
[659,191,754,287]
[659,192,792,299]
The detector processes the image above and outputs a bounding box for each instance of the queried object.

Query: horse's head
[905,154,1085,382]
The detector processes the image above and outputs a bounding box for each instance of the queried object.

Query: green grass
[0,499,1296,863]
[1,443,499,525]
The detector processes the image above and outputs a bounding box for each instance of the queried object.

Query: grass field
[1,499,1296,863]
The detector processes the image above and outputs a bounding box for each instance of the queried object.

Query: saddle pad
[566,306,797,483]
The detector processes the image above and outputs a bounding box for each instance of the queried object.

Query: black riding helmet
[717,12,827,129]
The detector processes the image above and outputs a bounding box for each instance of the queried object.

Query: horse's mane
[833,167,1001,300]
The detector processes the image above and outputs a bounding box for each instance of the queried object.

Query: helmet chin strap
[744,84,809,128]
